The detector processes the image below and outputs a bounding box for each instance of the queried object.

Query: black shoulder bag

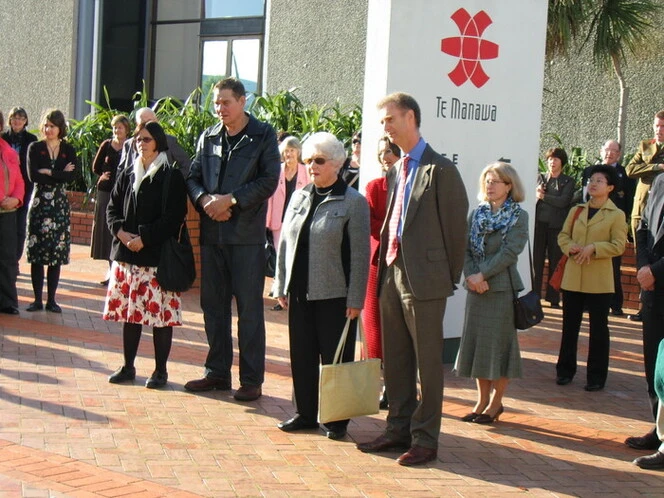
[509,239,544,330]
[156,168,196,292]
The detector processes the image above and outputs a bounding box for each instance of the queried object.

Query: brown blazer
[626,139,664,221]
[377,144,468,300]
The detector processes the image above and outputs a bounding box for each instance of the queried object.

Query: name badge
[212,144,222,157]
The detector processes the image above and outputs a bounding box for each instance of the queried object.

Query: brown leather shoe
[356,434,411,453]
[234,384,262,401]
[633,451,664,469]
[397,445,438,466]
[625,430,661,451]
[184,376,231,392]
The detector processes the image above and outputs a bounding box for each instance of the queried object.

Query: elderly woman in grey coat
[274,132,370,441]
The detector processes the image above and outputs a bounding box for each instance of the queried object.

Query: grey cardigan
[274,181,370,309]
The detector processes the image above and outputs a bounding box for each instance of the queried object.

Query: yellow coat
[557,199,628,294]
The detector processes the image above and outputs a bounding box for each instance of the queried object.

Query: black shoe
[634,451,664,469]
[108,366,136,384]
[584,383,604,392]
[611,308,624,316]
[629,312,643,322]
[278,415,319,432]
[626,430,661,450]
[271,303,283,311]
[99,279,109,286]
[549,302,560,309]
[379,390,389,410]
[323,424,348,440]
[0,306,19,315]
[146,370,168,389]
[26,301,43,312]
[556,376,573,386]
[45,301,62,313]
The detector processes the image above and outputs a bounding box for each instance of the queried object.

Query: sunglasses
[305,157,328,165]
[135,137,153,143]
[352,139,361,145]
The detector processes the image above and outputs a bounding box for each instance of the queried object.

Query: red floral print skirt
[103,261,182,327]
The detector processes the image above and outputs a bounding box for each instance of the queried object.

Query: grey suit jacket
[464,208,529,294]
[377,143,469,300]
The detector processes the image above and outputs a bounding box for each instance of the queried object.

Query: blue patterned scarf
[469,197,522,262]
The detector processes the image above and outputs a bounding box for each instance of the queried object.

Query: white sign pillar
[361,0,549,341]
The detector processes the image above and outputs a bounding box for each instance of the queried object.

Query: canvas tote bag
[318,318,381,424]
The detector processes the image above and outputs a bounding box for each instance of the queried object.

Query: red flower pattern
[102,262,182,327]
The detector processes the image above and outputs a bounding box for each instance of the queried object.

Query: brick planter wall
[67,191,203,289]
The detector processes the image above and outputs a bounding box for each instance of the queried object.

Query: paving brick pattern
[0,245,661,497]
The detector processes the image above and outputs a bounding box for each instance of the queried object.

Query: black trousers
[287,288,356,427]
[533,221,563,305]
[0,212,19,308]
[557,290,612,386]
[200,244,266,386]
[611,255,623,311]
[642,294,664,420]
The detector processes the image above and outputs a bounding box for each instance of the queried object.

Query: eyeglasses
[135,137,153,143]
[484,179,506,186]
[304,157,328,165]
[588,178,607,184]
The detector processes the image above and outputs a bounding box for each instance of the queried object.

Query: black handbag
[155,169,196,292]
[265,229,277,278]
[509,239,544,330]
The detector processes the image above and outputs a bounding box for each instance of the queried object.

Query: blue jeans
[200,244,266,386]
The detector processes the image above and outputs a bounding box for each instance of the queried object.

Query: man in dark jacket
[626,173,664,465]
[581,140,636,316]
[185,77,280,401]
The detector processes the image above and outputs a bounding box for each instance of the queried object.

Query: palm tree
[547,0,661,146]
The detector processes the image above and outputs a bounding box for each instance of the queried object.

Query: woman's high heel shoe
[474,405,504,424]
[461,412,480,422]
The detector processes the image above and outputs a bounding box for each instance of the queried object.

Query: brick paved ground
[0,244,662,497]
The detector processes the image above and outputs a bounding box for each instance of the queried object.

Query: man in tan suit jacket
[357,92,468,466]
[626,109,664,321]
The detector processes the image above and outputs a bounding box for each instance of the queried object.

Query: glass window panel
[230,38,260,95]
[201,40,228,99]
[153,23,200,99]
[156,0,201,21]
[204,0,264,18]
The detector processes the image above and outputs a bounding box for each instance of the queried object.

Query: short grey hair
[302,132,347,170]
[279,136,302,162]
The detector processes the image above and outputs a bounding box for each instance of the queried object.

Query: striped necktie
[385,156,410,266]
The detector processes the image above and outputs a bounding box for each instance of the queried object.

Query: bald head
[601,140,621,166]
[136,107,158,126]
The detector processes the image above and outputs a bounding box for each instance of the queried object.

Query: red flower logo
[164,310,172,322]
[148,301,161,314]
[169,298,180,310]
[121,282,130,297]
[440,8,499,88]
[132,310,143,322]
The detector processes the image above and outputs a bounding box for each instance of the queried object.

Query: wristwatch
[230,195,238,205]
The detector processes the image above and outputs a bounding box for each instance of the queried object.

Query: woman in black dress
[91,114,130,284]
[26,110,77,313]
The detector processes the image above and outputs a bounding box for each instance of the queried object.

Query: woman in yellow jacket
[556,164,628,392]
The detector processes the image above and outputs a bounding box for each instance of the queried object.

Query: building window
[150,0,265,101]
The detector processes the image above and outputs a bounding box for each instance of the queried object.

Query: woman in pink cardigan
[266,136,309,309]
[0,112,25,315]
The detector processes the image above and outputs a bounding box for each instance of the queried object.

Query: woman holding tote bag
[273,132,370,441]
